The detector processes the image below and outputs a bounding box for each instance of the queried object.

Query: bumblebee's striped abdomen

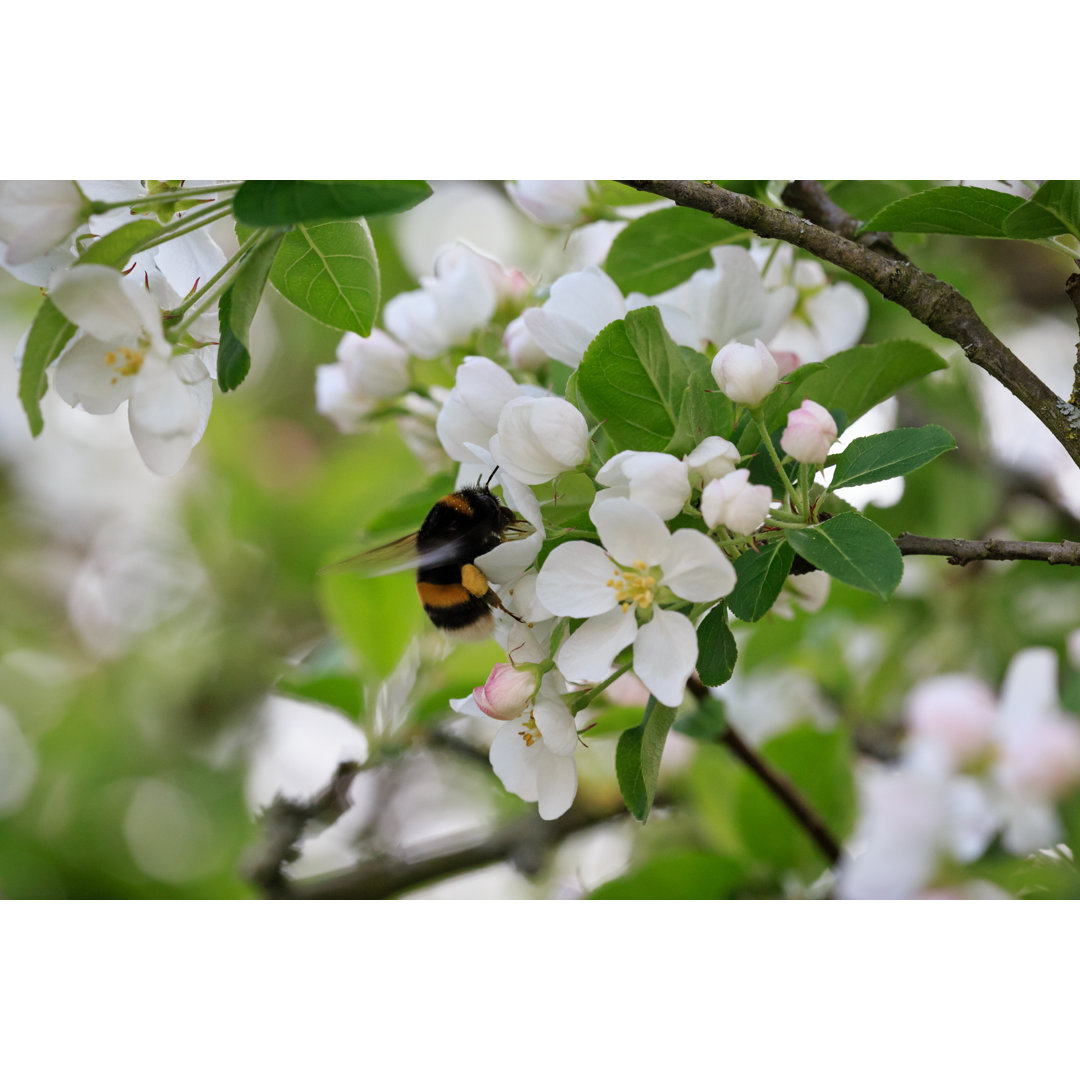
[416,580,493,636]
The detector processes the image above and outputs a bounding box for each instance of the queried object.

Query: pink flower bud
[700,468,772,535]
[999,718,1080,800]
[473,662,542,720]
[711,339,780,407]
[779,399,837,464]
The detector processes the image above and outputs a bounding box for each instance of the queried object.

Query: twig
[687,676,842,866]
[780,180,908,261]
[277,801,636,900]
[618,181,1080,471]
[895,532,1080,566]
[241,760,363,898]
[1066,262,1080,406]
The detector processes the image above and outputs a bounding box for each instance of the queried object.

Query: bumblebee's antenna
[485,465,500,488]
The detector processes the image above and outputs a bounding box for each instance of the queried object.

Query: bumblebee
[324,479,527,640]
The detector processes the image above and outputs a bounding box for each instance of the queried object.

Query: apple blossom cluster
[305,181,878,820]
[2,180,231,475]
[837,649,1080,899]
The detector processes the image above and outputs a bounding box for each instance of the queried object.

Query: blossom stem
[752,408,801,510]
[89,183,241,213]
[127,203,234,257]
[165,228,268,341]
[798,463,812,520]
[570,663,633,710]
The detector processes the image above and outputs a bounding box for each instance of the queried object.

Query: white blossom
[489,395,589,486]
[535,498,735,706]
[0,180,88,265]
[685,436,741,483]
[594,450,690,521]
[523,266,626,367]
[506,180,594,228]
[383,241,504,358]
[700,469,773,535]
[49,265,211,476]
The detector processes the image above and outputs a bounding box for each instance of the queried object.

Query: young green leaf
[696,604,738,686]
[233,180,431,227]
[616,696,679,821]
[664,366,734,457]
[268,220,380,334]
[577,306,690,452]
[604,206,747,295]
[727,541,795,622]
[1003,181,1080,241]
[786,514,903,599]
[18,218,163,436]
[588,849,745,899]
[216,290,250,393]
[216,233,285,393]
[829,424,956,490]
[859,186,1027,238]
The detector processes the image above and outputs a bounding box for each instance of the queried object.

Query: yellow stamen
[518,713,540,747]
[607,559,657,612]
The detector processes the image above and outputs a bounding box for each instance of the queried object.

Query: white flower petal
[52,335,137,414]
[633,608,697,707]
[456,355,523,429]
[128,372,202,476]
[999,647,1059,735]
[49,264,154,344]
[489,724,539,801]
[660,529,736,602]
[534,697,579,757]
[556,607,638,685]
[589,497,671,568]
[536,752,577,819]
[535,541,617,617]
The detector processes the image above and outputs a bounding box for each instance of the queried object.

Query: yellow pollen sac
[608,559,657,613]
[115,345,145,378]
[518,714,541,748]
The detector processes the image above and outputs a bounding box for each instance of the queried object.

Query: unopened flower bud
[503,314,548,371]
[780,398,837,464]
[473,661,543,720]
[490,395,589,485]
[711,339,780,407]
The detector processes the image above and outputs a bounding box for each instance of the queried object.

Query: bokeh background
[3,180,1080,899]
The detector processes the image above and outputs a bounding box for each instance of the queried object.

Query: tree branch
[273,800,636,900]
[780,180,907,261]
[241,760,363,898]
[1066,262,1080,406]
[895,532,1080,566]
[687,676,842,866]
[618,180,1080,471]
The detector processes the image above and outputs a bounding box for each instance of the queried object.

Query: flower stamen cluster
[608,561,657,612]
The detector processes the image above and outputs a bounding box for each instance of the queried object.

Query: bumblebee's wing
[319,532,476,578]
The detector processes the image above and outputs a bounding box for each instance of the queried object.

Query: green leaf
[615,696,679,821]
[228,233,284,346]
[268,220,379,334]
[233,180,431,226]
[216,290,250,393]
[664,363,734,457]
[604,207,746,294]
[786,514,903,599]
[696,604,738,686]
[577,307,690,453]
[18,218,163,436]
[216,233,284,393]
[1003,181,1080,241]
[744,340,947,455]
[859,187,1027,238]
[589,850,745,899]
[825,181,938,221]
[727,541,794,622]
[829,424,956,490]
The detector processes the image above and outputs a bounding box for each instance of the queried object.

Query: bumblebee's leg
[461,563,525,624]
